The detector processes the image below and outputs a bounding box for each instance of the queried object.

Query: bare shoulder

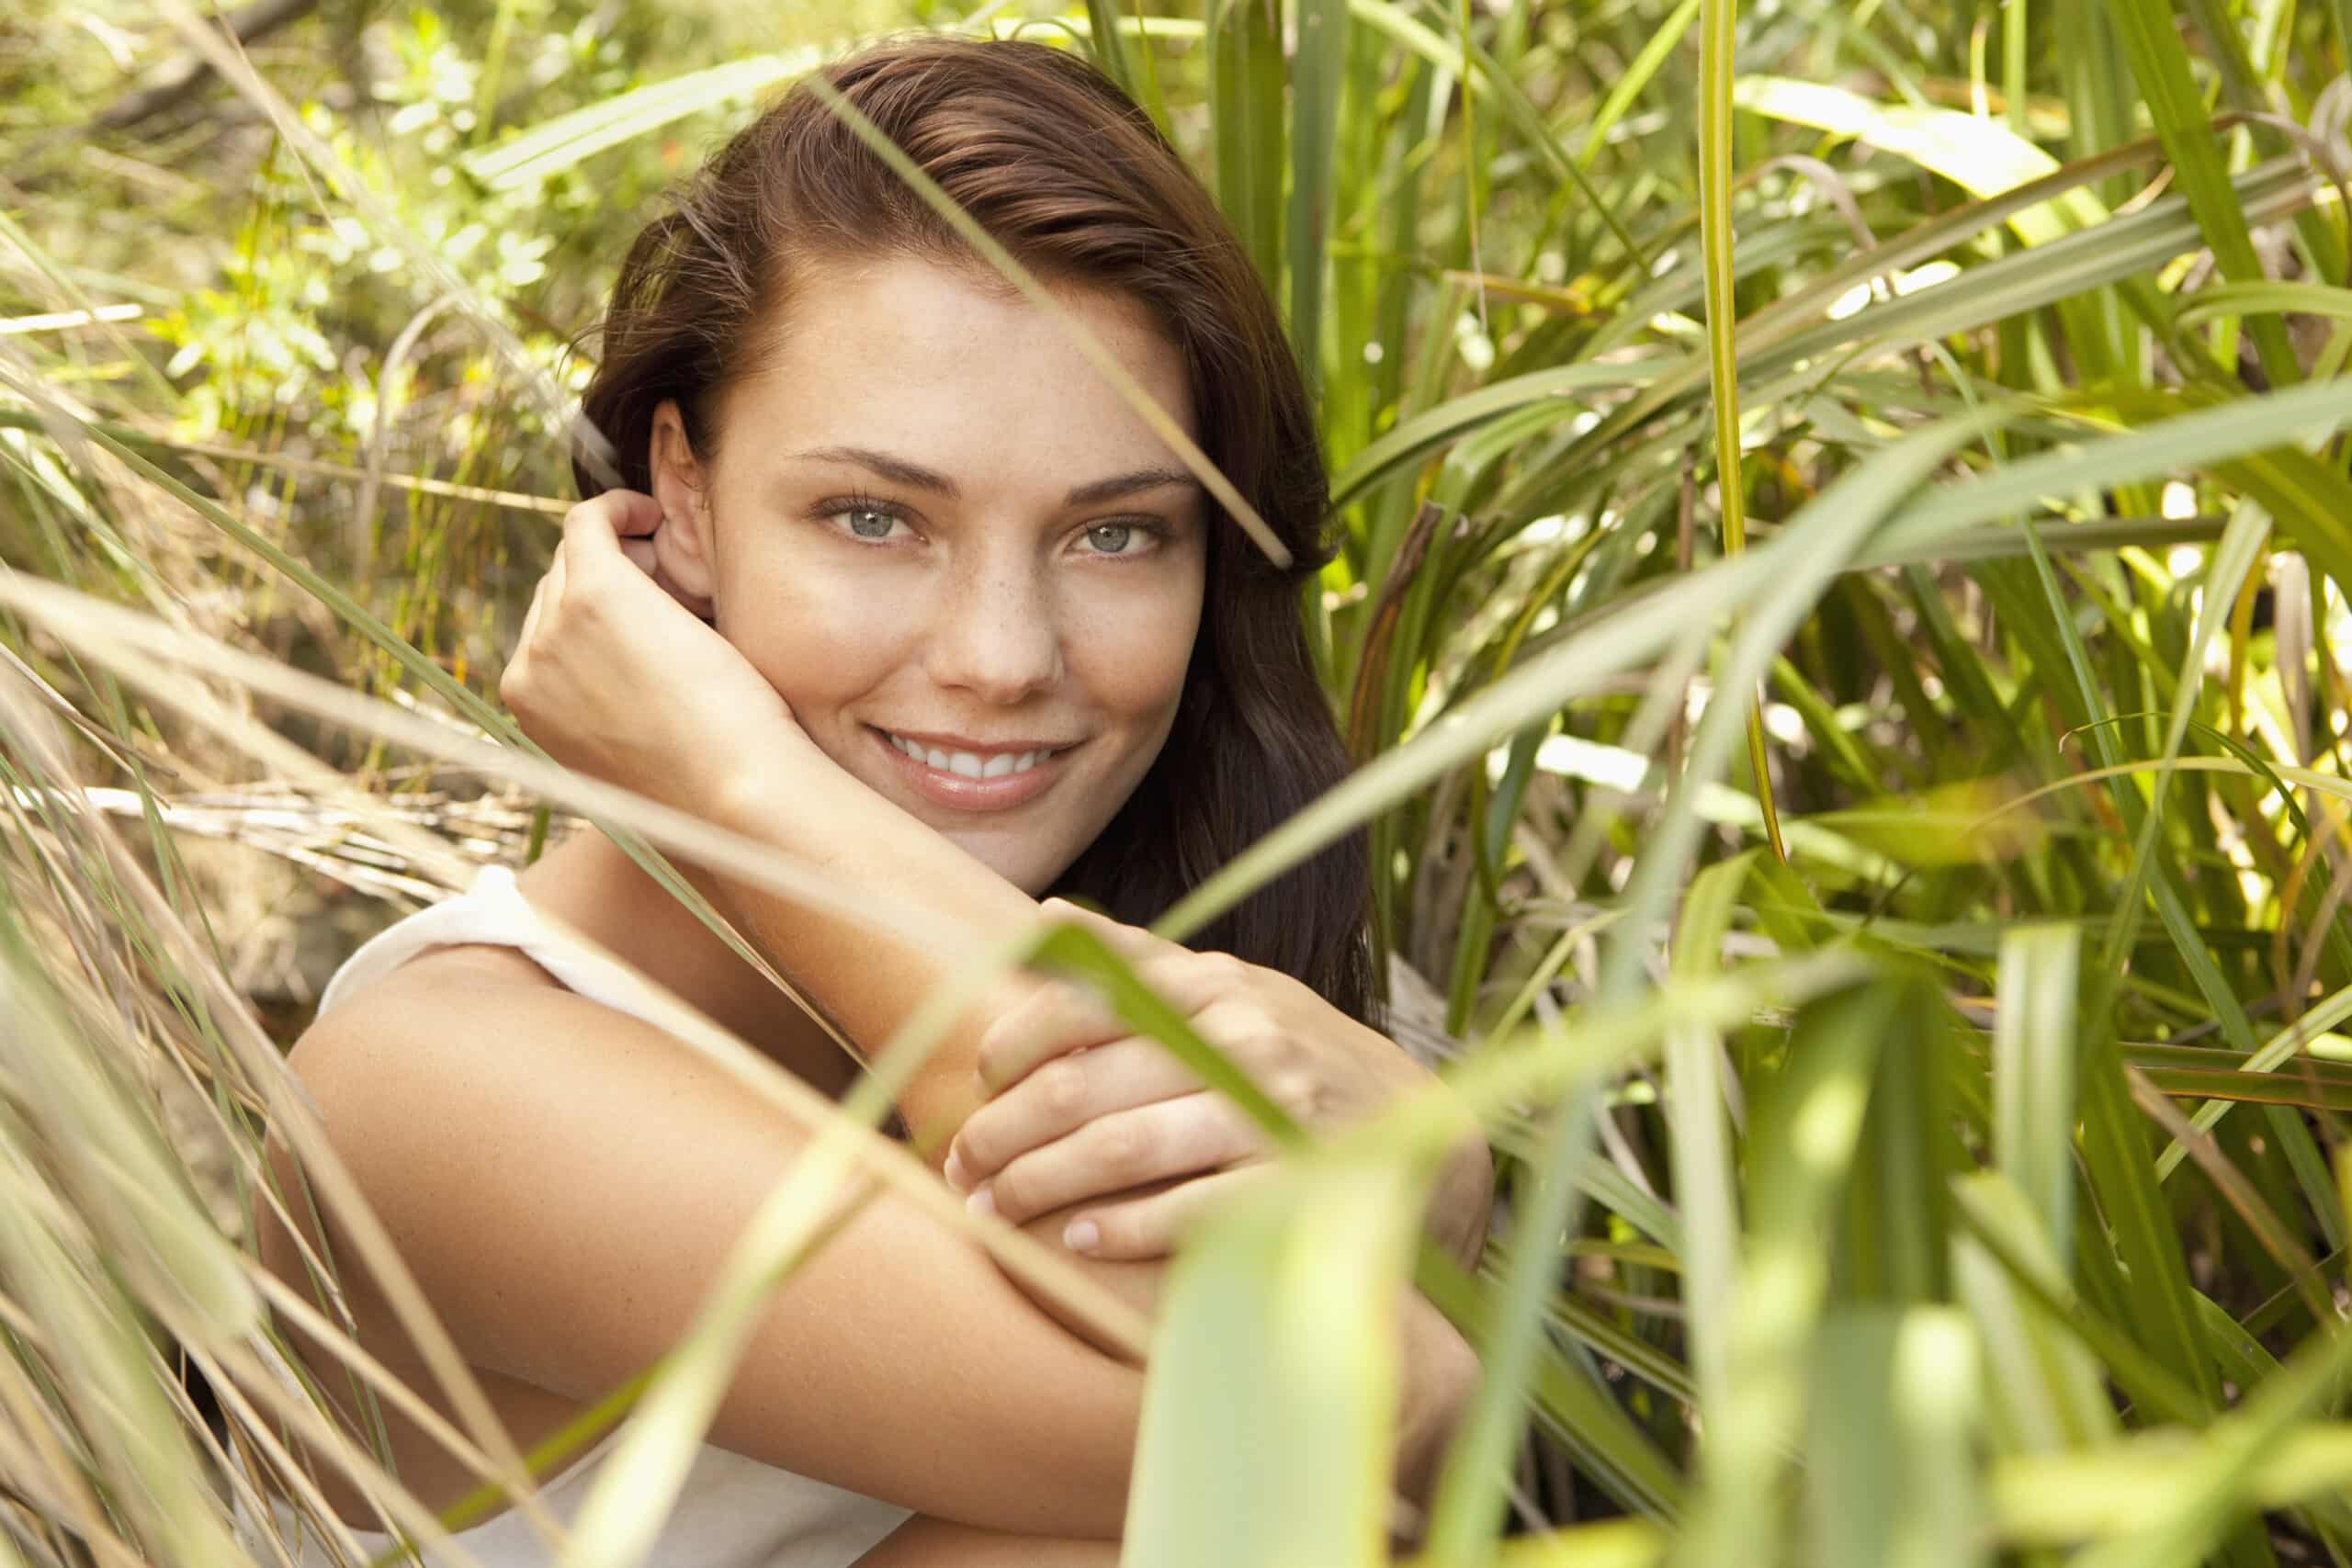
[262,947,1147,1536]
[275,942,798,1338]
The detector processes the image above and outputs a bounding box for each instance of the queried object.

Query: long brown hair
[573,35,1374,1021]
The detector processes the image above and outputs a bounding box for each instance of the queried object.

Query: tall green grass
[8,1,2352,1562]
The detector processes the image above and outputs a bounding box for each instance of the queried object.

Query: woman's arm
[281,960,1138,1538]
[279,958,1475,1536]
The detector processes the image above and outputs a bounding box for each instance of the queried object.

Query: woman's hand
[945,901,1493,1267]
[500,491,814,817]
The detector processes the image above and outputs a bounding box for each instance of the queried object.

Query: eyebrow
[787,445,1204,508]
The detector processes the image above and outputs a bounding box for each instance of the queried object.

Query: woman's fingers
[554,489,714,618]
[946,1036,1202,1190]
[973,1090,1269,1228]
[975,950,1230,1094]
[1038,897,1168,957]
[1059,1165,1276,1261]
[616,530,717,615]
[561,488,666,552]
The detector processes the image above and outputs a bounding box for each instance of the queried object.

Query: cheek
[712,552,909,721]
[1064,579,1204,728]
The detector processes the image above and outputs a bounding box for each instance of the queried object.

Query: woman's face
[649,253,1209,896]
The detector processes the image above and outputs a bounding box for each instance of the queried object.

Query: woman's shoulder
[288,942,562,1086]
[266,941,792,1359]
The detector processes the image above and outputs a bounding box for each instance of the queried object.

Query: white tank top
[233,864,914,1567]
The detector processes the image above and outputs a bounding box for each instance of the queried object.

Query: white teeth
[886,732,1048,779]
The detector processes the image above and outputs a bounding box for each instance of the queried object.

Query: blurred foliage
[13,0,2352,1565]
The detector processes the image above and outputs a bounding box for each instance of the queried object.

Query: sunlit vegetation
[8,0,2352,1562]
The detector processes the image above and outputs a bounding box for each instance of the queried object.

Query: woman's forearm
[691,759,1051,1158]
[679,766,1479,1481]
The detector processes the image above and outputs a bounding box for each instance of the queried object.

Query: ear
[648,400,718,613]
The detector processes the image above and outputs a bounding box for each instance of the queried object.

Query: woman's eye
[842,507,900,540]
[1082,522,1142,556]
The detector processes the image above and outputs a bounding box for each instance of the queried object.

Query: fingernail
[966,1185,996,1220]
[1063,1218,1100,1254]
[944,1147,969,1192]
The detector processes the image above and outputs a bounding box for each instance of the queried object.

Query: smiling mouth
[878,730,1063,780]
[867,726,1079,813]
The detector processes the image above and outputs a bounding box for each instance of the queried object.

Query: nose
[922,545,1063,705]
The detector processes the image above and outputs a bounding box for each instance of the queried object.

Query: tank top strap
[316,864,673,1033]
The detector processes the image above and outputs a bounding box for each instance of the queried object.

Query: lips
[868,726,1079,812]
[880,730,1054,780]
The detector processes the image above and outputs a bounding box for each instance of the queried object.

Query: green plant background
[8,0,2352,1562]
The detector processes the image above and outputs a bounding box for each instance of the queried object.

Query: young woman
[251,34,1491,1567]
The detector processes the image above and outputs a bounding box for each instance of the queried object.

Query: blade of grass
[1698,0,1789,865]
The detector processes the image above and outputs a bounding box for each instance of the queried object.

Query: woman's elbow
[1395,1297,1481,1512]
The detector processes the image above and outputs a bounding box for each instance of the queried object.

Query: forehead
[715,252,1201,489]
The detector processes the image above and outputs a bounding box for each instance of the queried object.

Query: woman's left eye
[1080,522,1152,557]
[813,498,910,543]
[841,506,902,540]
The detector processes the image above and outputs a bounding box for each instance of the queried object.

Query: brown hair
[573,34,1374,1021]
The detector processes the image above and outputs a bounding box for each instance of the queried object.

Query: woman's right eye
[827,503,906,542]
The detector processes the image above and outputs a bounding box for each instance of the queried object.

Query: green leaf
[1125,1157,1419,1568]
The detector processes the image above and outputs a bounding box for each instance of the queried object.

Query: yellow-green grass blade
[458,17,1192,195]
[1574,0,1702,171]
[1879,377,2352,594]
[1804,1305,1987,1568]
[1668,981,1897,1568]
[1288,0,1351,393]
[1079,0,1146,119]
[1948,1174,2210,1427]
[1207,0,1285,291]
[1696,0,1788,866]
[1732,158,2315,397]
[1992,925,2082,1267]
[1990,1423,2352,1547]
[2103,0,2300,389]
[0,1163,227,1568]
[2177,279,2352,329]
[1568,148,2312,519]
[1413,1517,1664,1567]
[1123,1156,1419,1568]
[1438,13,1648,271]
[2088,499,2346,1250]
[1950,1173,2120,1456]
[1329,361,1670,513]
[458,48,828,192]
[1663,853,1756,1419]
